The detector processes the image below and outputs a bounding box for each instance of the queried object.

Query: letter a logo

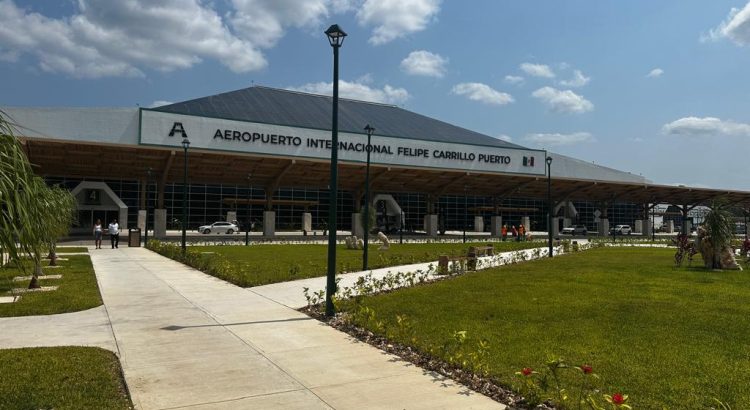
[168,122,188,138]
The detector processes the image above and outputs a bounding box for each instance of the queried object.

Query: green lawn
[183,241,540,287]
[56,247,89,253]
[0,347,132,409]
[0,255,103,317]
[342,247,750,409]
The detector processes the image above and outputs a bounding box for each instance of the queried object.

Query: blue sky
[2,0,750,190]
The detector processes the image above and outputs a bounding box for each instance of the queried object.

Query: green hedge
[146,240,253,287]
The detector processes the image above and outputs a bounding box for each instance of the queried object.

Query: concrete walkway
[91,247,503,410]
[0,306,116,351]
[252,244,559,309]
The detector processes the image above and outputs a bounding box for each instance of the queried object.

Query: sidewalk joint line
[123,248,338,410]
[159,387,313,410]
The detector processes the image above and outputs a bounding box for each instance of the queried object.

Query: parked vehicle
[561,225,587,235]
[611,224,632,235]
[197,221,239,234]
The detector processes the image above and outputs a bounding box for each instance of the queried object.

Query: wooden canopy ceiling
[22,138,750,208]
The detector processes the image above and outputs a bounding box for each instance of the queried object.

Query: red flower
[521,367,533,376]
[612,393,625,405]
[581,364,593,374]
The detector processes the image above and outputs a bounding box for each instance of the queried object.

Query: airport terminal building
[4,86,749,238]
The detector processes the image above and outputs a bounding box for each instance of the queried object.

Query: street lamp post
[463,186,468,244]
[546,156,553,257]
[652,204,656,242]
[362,124,374,271]
[145,167,152,247]
[325,24,347,317]
[245,173,251,246]
[181,137,190,254]
[400,210,404,244]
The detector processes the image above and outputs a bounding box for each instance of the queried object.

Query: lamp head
[325,24,347,47]
[181,138,190,149]
[364,124,375,136]
[546,156,553,165]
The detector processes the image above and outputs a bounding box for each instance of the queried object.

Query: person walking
[93,219,103,249]
[501,224,507,241]
[511,225,518,241]
[108,218,120,249]
[518,224,525,242]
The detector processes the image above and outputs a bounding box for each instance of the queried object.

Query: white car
[611,224,632,235]
[561,225,587,235]
[198,221,239,234]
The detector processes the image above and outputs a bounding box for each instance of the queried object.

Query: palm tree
[0,111,75,288]
[44,185,77,267]
[697,200,735,269]
[26,176,54,288]
[0,111,42,272]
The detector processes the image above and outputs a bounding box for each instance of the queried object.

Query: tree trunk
[713,250,723,269]
[28,262,43,289]
[48,242,57,266]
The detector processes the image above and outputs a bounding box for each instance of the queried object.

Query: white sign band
[139,109,546,176]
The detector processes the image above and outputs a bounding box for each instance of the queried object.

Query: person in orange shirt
[501,224,508,241]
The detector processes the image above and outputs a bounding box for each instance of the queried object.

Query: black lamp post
[362,123,374,271]
[145,167,152,246]
[463,185,468,244]
[652,204,656,242]
[245,173,251,246]
[400,209,404,244]
[546,156,553,258]
[181,137,190,254]
[325,24,347,317]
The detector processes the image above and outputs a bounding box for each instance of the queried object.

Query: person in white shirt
[93,219,103,249]
[108,219,120,249]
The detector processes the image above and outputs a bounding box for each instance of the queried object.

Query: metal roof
[154,86,525,149]
[550,152,647,184]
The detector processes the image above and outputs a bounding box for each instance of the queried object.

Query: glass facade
[48,176,645,234]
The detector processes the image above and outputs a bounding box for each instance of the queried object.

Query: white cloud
[524,132,595,146]
[229,0,329,48]
[504,75,524,85]
[531,86,594,114]
[357,0,441,45]
[451,82,514,106]
[400,50,447,77]
[148,100,173,108]
[0,0,268,78]
[496,134,513,142]
[520,63,555,78]
[559,69,590,87]
[662,117,750,137]
[704,2,750,45]
[288,79,410,104]
[647,68,664,78]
